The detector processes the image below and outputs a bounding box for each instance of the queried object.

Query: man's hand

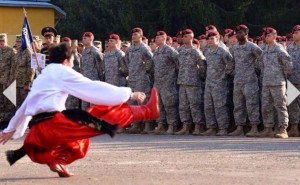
[131,92,146,104]
[0,131,15,145]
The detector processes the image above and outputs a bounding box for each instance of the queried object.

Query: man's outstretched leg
[87,88,159,127]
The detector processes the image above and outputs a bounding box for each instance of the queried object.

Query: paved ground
[1,134,300,185]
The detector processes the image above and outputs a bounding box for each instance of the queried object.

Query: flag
[21,16,33,53]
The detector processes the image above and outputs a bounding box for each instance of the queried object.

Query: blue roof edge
[0,1,66,18]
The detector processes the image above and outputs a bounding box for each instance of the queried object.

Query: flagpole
[23,8,41,71]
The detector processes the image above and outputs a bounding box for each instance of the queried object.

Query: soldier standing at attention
[259,27,292,138]
[104,34,127,87]
[0,33,17,121]
[81,32,104,110]
[40,27,57,65]
[287,25,300,137]
[175,29,206,135]
[62,38,82,109]
[201,31,234,136]
[228,25,262,137]
[13,35,35,107]
[124,27,154,134]
[151,31,179,135]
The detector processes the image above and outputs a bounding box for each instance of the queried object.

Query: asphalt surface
[1,134,300,185]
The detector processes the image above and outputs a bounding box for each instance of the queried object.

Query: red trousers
[24,103,133,165]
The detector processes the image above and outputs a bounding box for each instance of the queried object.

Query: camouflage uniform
[203,46,234,129]
[13,48,35,107]
[231,41,262,126]
[260,43,292,129]
[65,51,82,109]
[124,42,153,132]
[0,45,17,121]
[124,42,153,102]
[177,45,206,126]
[81,45,104,110]
[287,42,300,125]
[153,45,179,126]
[104,49,127,87]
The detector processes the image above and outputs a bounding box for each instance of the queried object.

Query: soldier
[171,37,180,49]
[175,29,206,135]
[65,39,82,110]
[166,36,173,46]
[54,35,61,45]
[287,25,300,137]
[81,32,104,110]
[151,31,179,135]
[77,42,84,54]
[62,37,72,46]
[121,41,130,53]
[198,34,207,53]
[40,26,57,65]
[93,41,102,52]
[193,38,200,49]
[104,34,127,87]
[205,25,228,51]
[0,33,17,121]
[228,31,238,48]
[223,28,234,46]
[228,25,262,137]
[201,31,234,136]
[149,38,157,53]
[13,35,35,108]
[259,27,292,138]
[124,27,154,134]
[142,36,149,45]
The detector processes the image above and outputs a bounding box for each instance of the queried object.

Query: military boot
[126,122,142,134]
[200,128,216,136]
[228,125,244,136]
[245,125,259,137]
[258,127,273,137]
[152,122,166,135]
[175,122,191,135]
[165,124,175,135]
[288,124,299,137]
[275,127,288,138]
[141,121,154,134]
[192,124,205,135]
[216,129,228,136]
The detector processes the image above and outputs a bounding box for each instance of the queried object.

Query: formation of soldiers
[1,23,300,139]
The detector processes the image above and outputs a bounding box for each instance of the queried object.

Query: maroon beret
[156,31,167,37]
[172,37,177,42]
[248,37,253,42]
[276,36,287,42]
[182,29,194,35]
[193,38,199,45]
[254,36,262,42]
[224,28,233,35]
[235,24,249,34]
[132,27,143,35]
[264,27,277,35]
[206,30,219,39]
[205,25,217,31]
[109,34,120,40]
[83,32,94,37]
[198,34,207,40]
[292,25,300,33]
[62,37,71,42]
[228,31,236,38]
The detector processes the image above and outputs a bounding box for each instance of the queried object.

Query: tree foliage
[52,0,300,40]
